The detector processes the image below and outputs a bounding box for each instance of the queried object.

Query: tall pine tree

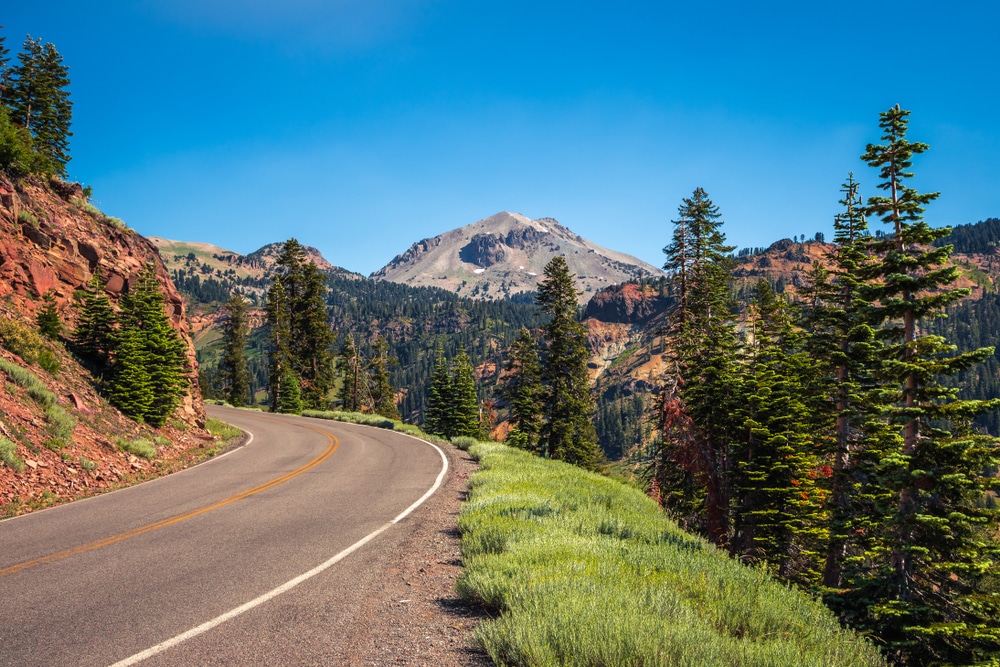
[73,270,115,367]
[6,36,71,174]
[423,345,452,436]
[116,263,188,426]
[502,327,543,452]
[852,105,1000,664]
[266,279,296,413]
[537,256,603,469]
[448,345,481,439]
[219,294,251,407]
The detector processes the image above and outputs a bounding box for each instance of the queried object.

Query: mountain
[0,174,209,513]
[371,211,664,299]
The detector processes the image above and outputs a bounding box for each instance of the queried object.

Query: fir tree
[731,281,827,583]
[798,174,892,590]
[266,279,296,413]
[537,256,603,469]
[423,345,452,436]
[448,345,481,439]
[73,271,115,367]
[275,239,335,410]
[659,187,740,546]
[36,290,61,340]
[219,294,251,407]
[117,263,188,426]
[277,365,302,414]
[6,36,72,174]
[0,29,10,105]
[105,325,153,421]
[502,327,543,452]
[847,106,1000,664]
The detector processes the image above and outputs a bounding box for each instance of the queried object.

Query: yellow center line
[0,418,339,579]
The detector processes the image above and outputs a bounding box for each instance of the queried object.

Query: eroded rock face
[460,233,507,267]
[0,174,204,425]
[584,282,668,324]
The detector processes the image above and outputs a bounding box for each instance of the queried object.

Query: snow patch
[473,268,486,274]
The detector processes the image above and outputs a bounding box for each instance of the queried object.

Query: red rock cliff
[0,174,204,424]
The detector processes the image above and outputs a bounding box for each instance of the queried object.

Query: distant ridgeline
[935,217,1000,253]
[189,262,547,423]
[182,213,1000,457]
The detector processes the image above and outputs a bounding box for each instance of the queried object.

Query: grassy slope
[457,442,886,667]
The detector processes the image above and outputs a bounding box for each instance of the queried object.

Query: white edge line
[108,425,449,667]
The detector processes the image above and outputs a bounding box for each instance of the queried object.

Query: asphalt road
[0,407,448,667]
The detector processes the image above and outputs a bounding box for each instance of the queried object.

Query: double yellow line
[0,420,338,579]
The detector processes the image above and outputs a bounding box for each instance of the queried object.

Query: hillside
[166,216,1000,460]
[0,175,210,514]
[582,220,1000,456]
[371,211,663,299]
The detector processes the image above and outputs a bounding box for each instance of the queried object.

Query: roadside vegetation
[457,441,885,667]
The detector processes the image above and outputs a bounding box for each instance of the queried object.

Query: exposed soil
[344,444,493,667]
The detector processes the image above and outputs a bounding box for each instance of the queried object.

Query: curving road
[0,406,449,666]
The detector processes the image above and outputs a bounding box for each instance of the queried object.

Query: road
[0,406,449,666]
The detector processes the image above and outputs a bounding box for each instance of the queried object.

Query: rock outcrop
[0,174,204,424]
[584,282,669,324]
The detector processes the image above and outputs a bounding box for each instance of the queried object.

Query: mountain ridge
[371,211,664,299]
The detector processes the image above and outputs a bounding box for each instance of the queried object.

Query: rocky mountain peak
[372,212,663,300]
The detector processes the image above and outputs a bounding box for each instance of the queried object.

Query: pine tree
[105,325,153,421]
[731,281,827,583]
[537,256,603,469]
[73,271,115,367]
[0,29,10,105]
[6,36,72,174]
[659,187,741,546]
[266,279,296,413]
[275,239,335,410]
[448,345,481,439]
[423,345,452,436]
[849,106,1000,664]
[117,263,188,426]
[219,294,251,407]
[36,290,61,340]
[502,326,543,452]
[368,336,399,420]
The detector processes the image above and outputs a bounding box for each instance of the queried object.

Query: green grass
[0,436,24,472]
[114,437,158,460]
[0,357,76,439]
[301,409,433,439]
[17,209,39,227]
[206,417,243,441]
[451,435,479,451]
[457,442,886,667]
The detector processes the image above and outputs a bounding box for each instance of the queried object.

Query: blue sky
[4,1,999,275]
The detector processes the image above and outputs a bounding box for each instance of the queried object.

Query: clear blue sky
[5,1,999,275]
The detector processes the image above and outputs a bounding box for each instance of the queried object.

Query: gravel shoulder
[339,441,492,666]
